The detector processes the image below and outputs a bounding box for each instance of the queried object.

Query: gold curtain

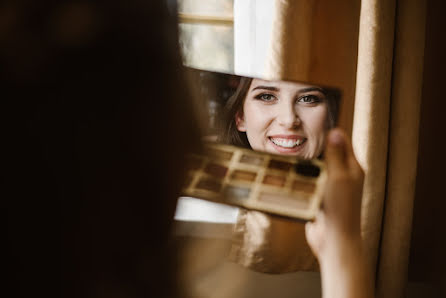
[374,0,426,297]
[265,0,426,297]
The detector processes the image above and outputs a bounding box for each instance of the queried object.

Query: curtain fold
[376,0,426,297]
[352,0,396,284]
[354,1,426,297]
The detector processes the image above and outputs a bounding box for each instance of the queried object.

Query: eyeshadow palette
[182,143,327,221]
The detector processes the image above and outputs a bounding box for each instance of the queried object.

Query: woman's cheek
[301,107,328,158]
[243,104,267,150]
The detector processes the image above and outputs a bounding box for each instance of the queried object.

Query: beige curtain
[354,0,426,297]
[373,0,426,297]
[265,0,426,297]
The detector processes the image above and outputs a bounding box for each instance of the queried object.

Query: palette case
[182,143,326,221]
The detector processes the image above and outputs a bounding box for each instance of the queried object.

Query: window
[177,0,234,73]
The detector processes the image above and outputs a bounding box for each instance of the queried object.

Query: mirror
[180,67,341,221]
[184,67,341,152]
[174,67,342,298]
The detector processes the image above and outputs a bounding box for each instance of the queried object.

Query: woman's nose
[277,103,301,128]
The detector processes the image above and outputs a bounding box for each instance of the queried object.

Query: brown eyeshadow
[207,148,233,161]
[268,159,293,171]
[196,178,222,193]
[204,163,228,178]
[224,185,250,199]
[258,192,309,209]
[262,175,286,187]
[231,170,257,182]
[292,180,316,193]
[239,154,264,166]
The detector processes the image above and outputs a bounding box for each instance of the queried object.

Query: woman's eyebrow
[298,87,325,93]
[251,85,279,92]
[251,85,325,93]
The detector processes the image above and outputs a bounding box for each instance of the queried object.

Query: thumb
[325,128,347,175]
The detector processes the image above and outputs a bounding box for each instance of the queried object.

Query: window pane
[178,0,233,17]
[179,23,234,73]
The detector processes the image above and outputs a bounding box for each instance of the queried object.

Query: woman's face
[236,79,329,159]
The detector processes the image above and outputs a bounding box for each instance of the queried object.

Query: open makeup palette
[182,143,326,221]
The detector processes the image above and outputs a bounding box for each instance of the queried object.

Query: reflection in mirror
[176,67,341,221]
[218,77,340,160]
[185,68,341,153]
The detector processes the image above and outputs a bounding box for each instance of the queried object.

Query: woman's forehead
[249,78,320,92]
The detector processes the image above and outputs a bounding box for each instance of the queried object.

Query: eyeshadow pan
[196,178,222,193]
[224,185,251,199]
[204,163,228,178]
[263,174,286,187]
[295,160,320,177]
[239,154,264,166]
[207,148,233,161]
[292,179,316,193]
[231,170,257,182]
[258,192,309,209]
[268,159,292,171]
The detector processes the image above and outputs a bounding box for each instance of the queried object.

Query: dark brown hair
[4,1,200,298]
[220,77,253,147]
[220,77,340,148]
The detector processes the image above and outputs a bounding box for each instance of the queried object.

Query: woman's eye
[297,95,321,104]
[255,93,276,102]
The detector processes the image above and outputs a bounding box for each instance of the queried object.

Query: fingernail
[328,130,344,146]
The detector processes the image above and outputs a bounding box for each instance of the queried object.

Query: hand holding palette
[182,143,326,221]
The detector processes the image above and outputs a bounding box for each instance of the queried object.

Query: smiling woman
[237,79,328,159]
[221,77,340,159]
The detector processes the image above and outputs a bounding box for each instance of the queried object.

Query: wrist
[317,232,363,265]
[318,238,374,298]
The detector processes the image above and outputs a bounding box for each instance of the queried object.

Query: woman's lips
[268,135,307,154]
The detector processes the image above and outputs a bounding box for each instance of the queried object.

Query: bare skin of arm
[305,128,374,298]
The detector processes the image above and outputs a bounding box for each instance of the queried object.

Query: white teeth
[270,138,304,148]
